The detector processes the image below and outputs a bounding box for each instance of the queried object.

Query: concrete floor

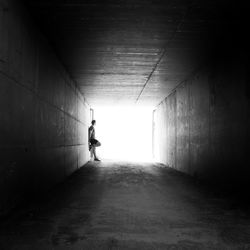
[1,161,250,249]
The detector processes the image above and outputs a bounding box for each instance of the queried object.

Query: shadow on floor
[0,161,105,249]
[1,161,250,249]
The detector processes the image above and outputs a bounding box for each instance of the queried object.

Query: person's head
[91,120,96,126]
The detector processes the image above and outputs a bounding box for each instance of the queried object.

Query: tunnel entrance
[92,106,153,162]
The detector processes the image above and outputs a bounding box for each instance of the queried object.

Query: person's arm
[88,126,93,142]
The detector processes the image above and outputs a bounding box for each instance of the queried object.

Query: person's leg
[93,145,100,161]
[92,146,96,159]
[90,146,94,159]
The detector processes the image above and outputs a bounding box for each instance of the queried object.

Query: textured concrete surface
[0,0,90,215]
[1,160,250,249]
[154,61,250,184]
[24,0,246,107]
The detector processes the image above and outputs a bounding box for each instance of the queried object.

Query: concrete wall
[0,0,90,215]
[154,60,250,186]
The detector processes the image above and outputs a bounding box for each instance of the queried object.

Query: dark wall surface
[0,0,90,215]
[154,59,250,188]
[153,0,250,189]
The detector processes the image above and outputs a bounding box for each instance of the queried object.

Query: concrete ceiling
[25,0,232,108]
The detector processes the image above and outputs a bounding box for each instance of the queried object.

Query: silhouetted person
[88,120,101,161]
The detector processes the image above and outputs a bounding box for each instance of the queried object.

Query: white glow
[93,106,153,162]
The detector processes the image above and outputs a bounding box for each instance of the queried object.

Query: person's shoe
[94,158,101,161]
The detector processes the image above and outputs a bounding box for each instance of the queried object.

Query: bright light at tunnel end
[93,106,154,162]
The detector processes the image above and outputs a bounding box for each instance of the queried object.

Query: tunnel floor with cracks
[1,160,250,249]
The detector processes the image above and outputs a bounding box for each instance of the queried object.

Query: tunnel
[0,0,250,248]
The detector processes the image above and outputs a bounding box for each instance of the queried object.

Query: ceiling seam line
[135,6,190,104]
[135,48,166,103]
